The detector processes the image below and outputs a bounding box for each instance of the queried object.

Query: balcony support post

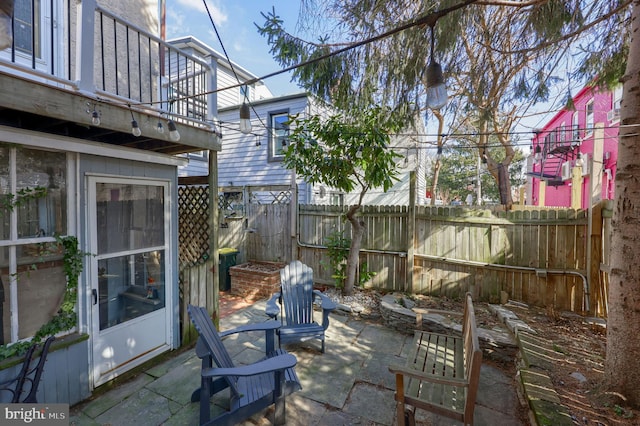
[75,0,97,92]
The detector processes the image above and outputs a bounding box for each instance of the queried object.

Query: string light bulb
[239,102,252,134]
[131,119,141,137]
[129,108,141,137]
[156,121,165,134]
[167,120,180,142]
[91,110,101,126]
[425,26,447,110]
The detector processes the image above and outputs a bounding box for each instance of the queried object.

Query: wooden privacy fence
[178,183,610,334]
[296,204,607,317]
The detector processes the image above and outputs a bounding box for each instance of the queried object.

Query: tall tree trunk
[344,204,364,296]
[605,0,640,407]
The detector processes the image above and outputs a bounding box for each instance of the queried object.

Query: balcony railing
[0,0,214,130]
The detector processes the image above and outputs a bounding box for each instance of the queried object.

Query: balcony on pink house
[528,84,620,209]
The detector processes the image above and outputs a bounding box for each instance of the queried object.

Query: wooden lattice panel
[178,185,210,266]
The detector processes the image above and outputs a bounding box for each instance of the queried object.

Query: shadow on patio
[70,299,526,425]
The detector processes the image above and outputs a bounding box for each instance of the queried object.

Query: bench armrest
[202,353,297,378]
[388,364,470,387]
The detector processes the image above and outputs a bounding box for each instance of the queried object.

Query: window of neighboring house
[269,111,290,161]
[585,100,594,136]
[572,111,580,142]
[187,151,208,161]
[611,85,622,121]
[558,122,566,143]
[0,145,69,343]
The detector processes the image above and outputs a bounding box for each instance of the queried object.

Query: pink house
[528,84,620,209]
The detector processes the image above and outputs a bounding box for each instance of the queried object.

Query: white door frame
[86,175,173,386]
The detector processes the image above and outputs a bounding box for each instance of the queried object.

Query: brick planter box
[229,261,285,301]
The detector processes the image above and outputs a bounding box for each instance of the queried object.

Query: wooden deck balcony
[0,0,220,154]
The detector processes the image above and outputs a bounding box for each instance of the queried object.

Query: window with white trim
[585,100,594,135]
[610,86,622,122]
[268,111,290,161]
[572,111,580,142]
[0,145,69,343]
[613,86,623,110]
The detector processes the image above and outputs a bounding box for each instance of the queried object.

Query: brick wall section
[229,262,285,301]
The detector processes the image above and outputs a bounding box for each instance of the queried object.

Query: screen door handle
[92,289,98,305]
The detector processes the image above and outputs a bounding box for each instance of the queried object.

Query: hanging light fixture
[156,120,164,134]
[425,25,448,110]
[86,102,101,126]
[167,119,180,142]
[239,102,252,134]
[129,109,141,137]
[91,110,101,126]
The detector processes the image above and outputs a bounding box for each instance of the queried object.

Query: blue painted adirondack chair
[187,304,301,426]
[265,260,336,353]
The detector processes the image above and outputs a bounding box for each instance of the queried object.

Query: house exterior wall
[0,0,216,404]
[0,127,183,402]
[218,94,310,189]
[530,85,619,208]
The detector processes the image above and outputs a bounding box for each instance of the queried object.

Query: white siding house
[171,38,427,206]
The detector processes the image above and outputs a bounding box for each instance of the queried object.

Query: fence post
[407,171,416,293]
[209,150,220,327]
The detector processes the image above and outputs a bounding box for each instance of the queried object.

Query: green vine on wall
[0,235,87,361]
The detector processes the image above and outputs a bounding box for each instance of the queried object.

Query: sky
[165,0,304,97]
[163,0,572,136]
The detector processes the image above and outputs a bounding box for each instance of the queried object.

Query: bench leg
[404,405,416,426]
[396,403,416,426]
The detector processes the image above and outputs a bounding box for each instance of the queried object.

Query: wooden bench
[389,293,483,426]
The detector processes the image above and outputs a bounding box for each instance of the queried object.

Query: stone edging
[489,304,574,426]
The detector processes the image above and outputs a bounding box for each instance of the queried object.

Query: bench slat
[389,293,483,426]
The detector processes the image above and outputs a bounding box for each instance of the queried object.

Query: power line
[202,0,268,131]
[149,0,480,107]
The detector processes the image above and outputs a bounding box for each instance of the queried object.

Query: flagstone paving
[70,299,527,426]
